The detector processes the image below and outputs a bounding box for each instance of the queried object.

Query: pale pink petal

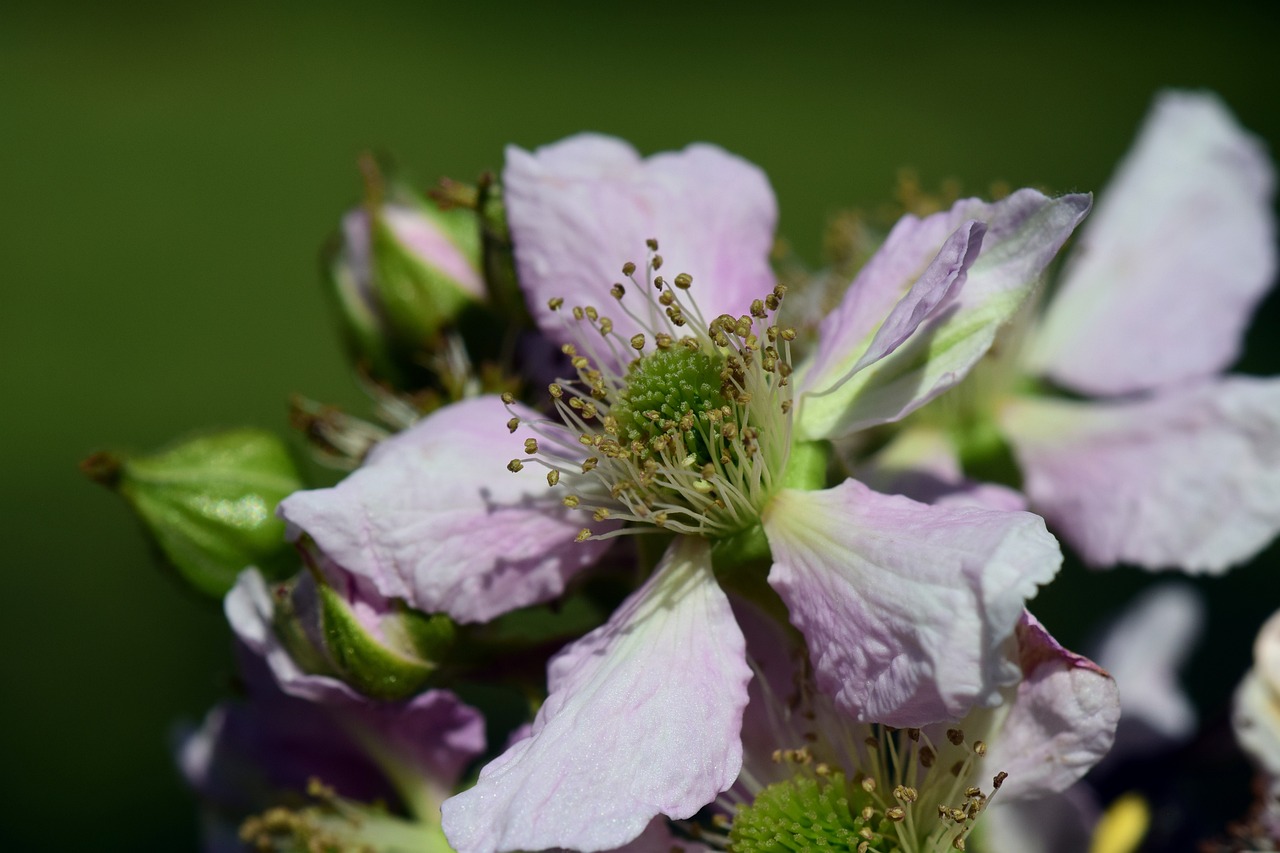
[504,134,777,355]
[223,570,487,792]
[797,190,1089,440]
[1094,584,1203,743]
[1001,377,1280,573]
[762,480,1061,727]
[981,786,1099,853]
[1029,90,1277,396]
[852,426,1028,512]
[441,537,750,853]
[983,613,1119,802]
[278,395,614,623]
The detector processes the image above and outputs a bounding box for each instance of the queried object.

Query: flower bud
[82,428,301,597]
[273,559,455,701]
[326,180,485,382]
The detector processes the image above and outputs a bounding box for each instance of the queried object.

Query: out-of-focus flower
[889,90,1280,575]
[178,569,486,852]
[1232,608,1280,844]
[82,429,302,596]
[711,600,1119,853]
[270,135,1091,853]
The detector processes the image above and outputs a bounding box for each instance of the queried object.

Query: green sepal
[781,439,831,491]
[953,417,1022,490]
[314,581,455,702]
[102,428,302,597]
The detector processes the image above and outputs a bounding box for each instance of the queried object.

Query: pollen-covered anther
[524,438,539,454]
[885,806,906,823]
[581,457,598,472]
[547,470,560,487]
[507,417,520,434]
[630,334,645,351]
[563,495,580,508]
[548,297,564,310]
[575,528,592,542]
[674,272,692,289]
[507,459,524,473]
[592,508,611,521]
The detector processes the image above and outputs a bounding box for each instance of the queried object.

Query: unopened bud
[82,429,302,597]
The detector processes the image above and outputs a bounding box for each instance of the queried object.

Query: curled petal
[504,134,777,356]
[278,395,613,623]
[1001,377,1280,573]
[441,536,750,853]
[762,480,1060,727]
[1030,90,1277,396]
[982,613,1120,802]
[798,190,1089,440]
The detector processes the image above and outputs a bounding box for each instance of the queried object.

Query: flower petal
[504,134,777,355]
[762,480,1061,727]
[982,613,1119,802]
[278,395,613,623]
[223,569,488,792]
[797,190,1090,440]
[1029,90,1277,396]
[1094,584,1203,744]
[441,536,750,853]
[1234,610,1280,776]
[1000,377,1280,573]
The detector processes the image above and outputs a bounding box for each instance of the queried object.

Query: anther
[973,741,987,757]
[548,297,564,310]
[630,334,646,351]
[507,459,524,473]
[581,457,598,472]
[549,384,563,398]
[501,391,515,404]
[885,807,905,822]
[861,778,876,793]
[946,729,965,746]
[674,272,693,289]
[575,528,592,542]
[563,495,580,508]
[524,439,539,454]
[507,417,520,433]
[646,238,658,251]
[611,283,625,299]
[652,254,663,270]
[593,507,611,521]
[750,298,766,318]
[992,772,1007,790]
[547,470,560,487]
[622,262,636,276]
[919,746,936,768]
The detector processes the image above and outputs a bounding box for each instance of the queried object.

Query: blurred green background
[2,2,1277,849]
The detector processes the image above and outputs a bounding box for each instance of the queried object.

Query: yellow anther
[507,459,524,473]
[630,334,645,350]
[548,297,564,310]
[524,439,539,454]
[563,495,580,508]
[561,343,577,356]
[547,470,560,487]
[885,807,905,822]
[575,528,592,542]
[593,507,611,521]
[674,272,693,289]
[581,457,598,472]
[549,383,563,398]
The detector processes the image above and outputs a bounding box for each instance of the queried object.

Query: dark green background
[3,3,1277,849]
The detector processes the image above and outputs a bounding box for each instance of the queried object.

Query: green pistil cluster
[730,772,902,853]
[610,345,730,468]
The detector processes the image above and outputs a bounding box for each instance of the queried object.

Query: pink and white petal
[504,134,777,356]
[1094,584,1203,742]
[225,568,364,705]
[797,190,1090,440]
[762,480,1061,727]
[441,536,750,853]
[980,786,1100,853]
[1001,377,1280,573]
[278,395,614,624]
[981,613,1119,802]
[1029,91,1277,396]
[852,425,1028,512]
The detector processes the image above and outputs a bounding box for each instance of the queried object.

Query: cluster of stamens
[504,240,796,540]
[719,725,1006,853]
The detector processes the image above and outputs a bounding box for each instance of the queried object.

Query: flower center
[505,242,796,540]
[730,770,898,853]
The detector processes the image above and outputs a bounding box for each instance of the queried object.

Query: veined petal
[1001,377,1280,573]
[278,395,613,624]
[762,480,1060,727]
[1029,91,1277,396]
[797,190,1090,440]
[504,134,777,355]
[441,536,750,853]
[982,613,1119,802]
